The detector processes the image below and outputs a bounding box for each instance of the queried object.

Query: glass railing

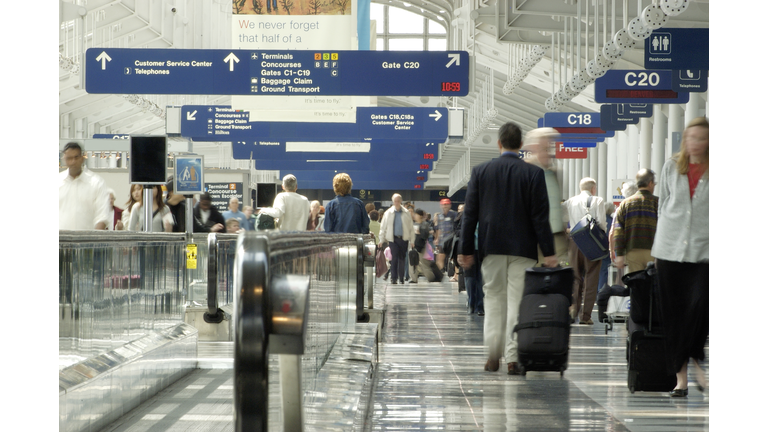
[59,231,187,368]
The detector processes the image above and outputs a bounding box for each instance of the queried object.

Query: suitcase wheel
[560,366,565,378]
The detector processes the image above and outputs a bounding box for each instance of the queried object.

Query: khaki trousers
[537,232,569,266]
[568,239,602,322]
[481,254,537,362]
[625,249,654,274]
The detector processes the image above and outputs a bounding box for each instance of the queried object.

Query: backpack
[254,213,276,230]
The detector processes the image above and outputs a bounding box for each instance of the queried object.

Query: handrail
[234,231,374,432]
[58,230,186,243]
[204,233,225,323]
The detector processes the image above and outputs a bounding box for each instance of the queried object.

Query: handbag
[569,196,609,261]
[375,247,388,278]
[408,249,420,266]
[523,266,574,304]
[423,243,434,261]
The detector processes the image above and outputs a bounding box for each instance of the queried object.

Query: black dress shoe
[477,311,485,316]
[669,388,688,397]
[507,362,521,375]
[485,358,499,372]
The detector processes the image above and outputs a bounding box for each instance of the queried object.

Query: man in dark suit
[458,121,558,376]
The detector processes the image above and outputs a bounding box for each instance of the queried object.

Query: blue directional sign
[93,134,130,139]
[86,48,469,96]
[671,70,708,93]
[181,106,448,142]
[284,170,428,183]
[599,104,653,131]
[543,112,602,129]
[594,70,689,104]
[297,179,427,190]
[644,28,708,71]
[233,141,438,160]
[254,159,433,172]
[174,156,205,194]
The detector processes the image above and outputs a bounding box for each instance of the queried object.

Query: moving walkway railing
[233,231,376,432]
[186,233,239,322]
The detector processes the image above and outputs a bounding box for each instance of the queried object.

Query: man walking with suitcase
[564,178,607,325]
[457,121,558,375]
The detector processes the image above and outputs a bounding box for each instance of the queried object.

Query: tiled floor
[368,276,708,431]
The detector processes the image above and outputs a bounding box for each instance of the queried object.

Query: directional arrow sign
[180,106,448,142]
[95,51,112,70]
[186,110,197,121]
[223,52,239,71]
[86,48,469,96]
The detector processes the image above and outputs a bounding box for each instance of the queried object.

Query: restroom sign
[555,143,587,159]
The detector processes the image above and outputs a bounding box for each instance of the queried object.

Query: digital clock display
[414,184,422,189]
[416,176,425,181]
[423,153,435,160]
[604,89,678,99]
[441,82,461,92]
[419,164,430,170]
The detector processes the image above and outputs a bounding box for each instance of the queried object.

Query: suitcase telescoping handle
[646,261,655,333]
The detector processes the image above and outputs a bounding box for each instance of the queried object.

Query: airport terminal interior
[39,0,756,430]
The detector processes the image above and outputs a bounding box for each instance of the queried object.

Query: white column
[590,146,599,188]
[639,117,653,170]
[574,157,583,195]
[685,93,702,126]
[560,158,570,201]
[606,137,617,202]
[651,105,667,174]
[582,155,590,179]
[598,141,607,202]
[616,130,627,181]
[668,103,685,159]
[626,124,640,179]
[570,159,578,197]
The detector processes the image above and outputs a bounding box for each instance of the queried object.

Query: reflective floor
[369,276,709,431]
[97,276,709,431]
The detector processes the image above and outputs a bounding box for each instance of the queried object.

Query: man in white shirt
[563,177,607,325]
[259,174,310,232]
[59,142,110,230]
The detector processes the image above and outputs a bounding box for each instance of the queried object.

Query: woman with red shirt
[651,117,709,397]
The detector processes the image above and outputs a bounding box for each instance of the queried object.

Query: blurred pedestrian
[651,117,709,397]
[379,193,415,284]
[59,142,110,230]
[613,169,658,273]
[457,121,557,375]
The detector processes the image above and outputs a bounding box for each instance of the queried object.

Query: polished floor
[98,276,709,431]
[369,276,709,431]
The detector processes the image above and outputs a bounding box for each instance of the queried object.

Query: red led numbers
[423,153,434,160]
[441,82,460,92]
[414,184,422,189]
[419,164,430,169]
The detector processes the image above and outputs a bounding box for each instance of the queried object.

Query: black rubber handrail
[233,231,373,432]
[204,233,225,323]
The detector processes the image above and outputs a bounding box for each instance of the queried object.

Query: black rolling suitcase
[426,260,444,282]
[513,267,574,377]
[623,263,676,393]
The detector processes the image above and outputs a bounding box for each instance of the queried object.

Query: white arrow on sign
[187,110,197,121]
[429,110,442,121]
[446,53,460,68]
[224,53,240,72]
[96,51,112,70]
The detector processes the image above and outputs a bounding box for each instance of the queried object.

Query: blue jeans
[464,261,484,313]
[267,0,277,10]
[597,256,611,292]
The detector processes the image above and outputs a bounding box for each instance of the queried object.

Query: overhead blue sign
[543,112,602,129]
[181,106,448,142]
[233,141,438,159]
[599,103,653,131]
[85,48,469,96]
[283,170,428,183]
[594,70,689,104]
[297,179,427,190]
[536,118,612,140]
[644,28,709,71]
[671,69,708,93]
[93,134,130,139]
[254,158,433,172]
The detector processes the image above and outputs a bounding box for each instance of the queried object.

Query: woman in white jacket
[378,194,415,284]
